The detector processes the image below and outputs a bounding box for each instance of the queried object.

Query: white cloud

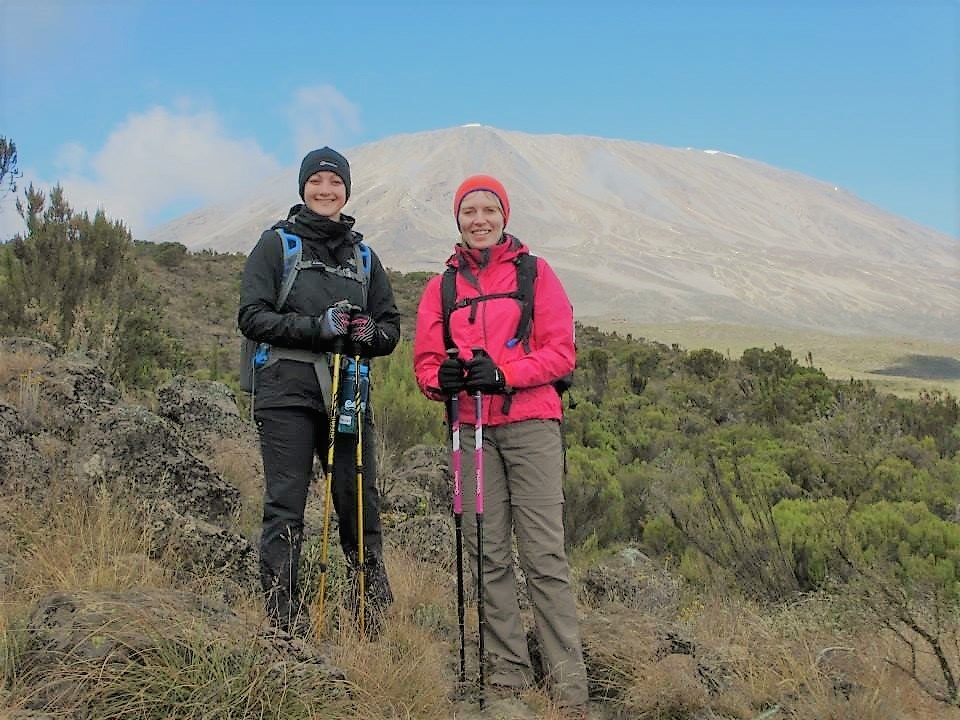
[0,86,363,241]
[288,85,362,157]
[49,106,282,237]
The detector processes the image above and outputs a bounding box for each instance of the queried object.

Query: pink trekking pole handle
[451,397,462,515]
[474,390,484,515]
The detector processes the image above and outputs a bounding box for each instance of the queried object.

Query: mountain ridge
[146,125,959,341]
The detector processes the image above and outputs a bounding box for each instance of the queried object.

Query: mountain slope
[146,125,959,341]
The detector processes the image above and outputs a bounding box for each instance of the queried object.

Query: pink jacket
[413,235,575,427]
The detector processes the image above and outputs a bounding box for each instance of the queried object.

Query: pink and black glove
[348,312,380,347]
[464,349,506,394]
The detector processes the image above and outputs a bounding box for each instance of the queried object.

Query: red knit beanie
[453,174,510,229]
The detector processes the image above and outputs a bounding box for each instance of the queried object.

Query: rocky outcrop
[29,352,122,439]
[381,444,450,516]
[156,375,253,457]
[1,345,256,596]
[0,402,49,494]
[79,404,242,525]
[578,545,683,617]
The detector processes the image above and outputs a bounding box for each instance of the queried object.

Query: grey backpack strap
[265,347,333,408]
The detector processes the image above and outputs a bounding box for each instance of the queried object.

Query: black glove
[349,312,380,346]
[438,356,466,394]
[316,301,354,339]
[465,350,506,394]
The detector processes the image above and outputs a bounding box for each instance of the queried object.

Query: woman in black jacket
[238,147,400,637]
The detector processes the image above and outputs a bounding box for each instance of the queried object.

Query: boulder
[79,404,242,524]
[156,375,254,456]
[28,352,121,439]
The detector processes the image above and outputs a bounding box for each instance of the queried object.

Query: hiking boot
[363,553,394,608]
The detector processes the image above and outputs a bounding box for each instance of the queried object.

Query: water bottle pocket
[337,359,370,434]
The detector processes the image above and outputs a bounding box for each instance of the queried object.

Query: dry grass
[0,485,172,606]
[206,437,264,539]
[0,350,49,416]
[679,594,960,720]
[4,442,960,717]
[317,548,457,719]
[0,349,48,387]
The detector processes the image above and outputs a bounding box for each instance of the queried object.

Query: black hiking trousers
[255,405,391,623]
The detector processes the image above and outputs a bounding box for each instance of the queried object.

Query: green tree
[683,347,727,381]
[0,184,184,388]
[372,341,446,463]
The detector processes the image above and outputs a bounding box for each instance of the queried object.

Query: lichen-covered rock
[29,352,122,438]
[0,402,49,493]
[578,545,682,616]
[384,444,450,512]
[390,514,455,569]
[147,499,259,601]
[79,404,241,524]
[0,336,58,360]
[156,375,254,456]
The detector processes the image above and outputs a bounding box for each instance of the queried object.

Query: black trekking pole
[445,349,466,687]
[313,338,344,639]
[473,373,487,710]
[353,353,367,638]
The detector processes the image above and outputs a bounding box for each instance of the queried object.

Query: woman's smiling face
[457,190,504,249]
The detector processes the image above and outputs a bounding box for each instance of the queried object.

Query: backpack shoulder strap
[513,253,539,350]
[275,228,302,309]
[440,265,458,352]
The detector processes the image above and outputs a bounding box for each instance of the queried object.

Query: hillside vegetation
[2,186,960,718]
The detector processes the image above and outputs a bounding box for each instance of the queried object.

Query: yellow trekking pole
[354,353,367,637]
[313,339,344,639]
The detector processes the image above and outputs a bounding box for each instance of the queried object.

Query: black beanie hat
[298,147,351,201]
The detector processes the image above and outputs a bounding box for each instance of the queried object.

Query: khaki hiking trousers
[457,418,588,709]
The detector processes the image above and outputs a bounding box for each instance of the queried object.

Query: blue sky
[1,0,957,239]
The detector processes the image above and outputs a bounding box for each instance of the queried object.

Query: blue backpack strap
[274,229,369,309]
[275,228,302,309]
[354,241,371,307]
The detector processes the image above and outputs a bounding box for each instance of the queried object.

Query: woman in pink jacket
[413,175,588,716]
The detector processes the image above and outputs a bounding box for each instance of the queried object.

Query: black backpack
[440,252,575,406]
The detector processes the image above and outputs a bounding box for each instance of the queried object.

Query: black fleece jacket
[238,204,400,410]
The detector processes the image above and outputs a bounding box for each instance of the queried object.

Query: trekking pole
[314,338,344,639]
[445,349,466,687]
[472,353,487,710]
[354,353,366,638]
